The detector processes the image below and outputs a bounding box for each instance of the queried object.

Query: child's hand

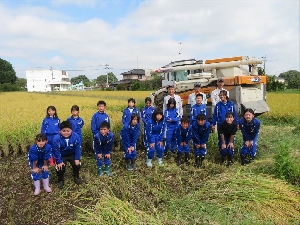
[149,143,154,148]
[158,142,163,147]
[74,160,80,165]
[33,167,39,174]
[105,154,111,159]
[42,165,48,172]
[196,144,201,148]
[228,142,234,149]
[182,141,186,146]
[245,141,252,148]
[212,126,215,131]
[221,143,226,150]
[97,154,103,159]
[200,144,206,148]
[56,162,65,170]
[180,142,184,146]
[127,147,131,153]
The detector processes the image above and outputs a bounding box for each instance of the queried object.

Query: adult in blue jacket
[120,113,140,171]
[93,121,114,177]
[212,90,238,148]
[146,109,165,167]
[52,121,81,189]
[192,114,211,167]
[239,108,260,165]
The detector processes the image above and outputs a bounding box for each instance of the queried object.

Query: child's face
[170,103,175,108]
[97,104,105,113]
[100,127,109,136]
[225,115,234,124]
[131,117,138,126]
[36,139,47,149]
[196,96,203,104]
[146,101,151,107]
[48,109,55,116]
[197,119,206,126]
[128,101,135,108]
[181,122,189,129]
[244,111,254,122]
[72,110,79,117]
[219,94,227,102]
[156,114,163,121]
[60,128,72,138]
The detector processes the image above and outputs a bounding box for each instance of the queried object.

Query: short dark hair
[167,85,174,90]
[196,94,203,99]
[71,105,79,112]
[100,121,110,129]
[128,98,136,104]
[97,100,106,106]
[225,112,234,118]
[130,113,139,123]
[145,97,152,103]
[167,98,176,109]
[196,113,206,121]
[180,117,190,124]
[60,121,72,130]
[152,108,164,121]
[35,133,47,142]
[244,108,255,115]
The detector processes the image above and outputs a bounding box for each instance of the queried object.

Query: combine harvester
[148,56,269,118]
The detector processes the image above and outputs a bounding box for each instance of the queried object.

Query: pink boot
[33,180,41,195]
[42,178,52,193]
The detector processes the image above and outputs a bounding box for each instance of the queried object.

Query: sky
[0,0,299,80]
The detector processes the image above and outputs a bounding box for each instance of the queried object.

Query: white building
[26,69,71,92]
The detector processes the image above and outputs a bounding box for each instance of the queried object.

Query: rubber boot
[73,164,82,185]
[184,153,190,166]
[105,165,113,177]
[227,155,233,166]
[146,158,152,167]
[157,158,164,166]
[195,156,201,168]
[98,167,104,176]
[241,154,246,166]
[249,155,255,163]
[33,180,41,195]
[42,178,52,193]
[200,156,205,166]
[56,165,65,189]
[125,159,133,171]
[176,152,182,166]
[131,158,137,170]
[221,155,226,165]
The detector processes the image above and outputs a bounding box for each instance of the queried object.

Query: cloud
[51,0,98,7]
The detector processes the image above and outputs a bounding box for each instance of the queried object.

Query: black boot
[125,159,133,171]
[73,164,81,185]
[176,152,182,166]
[227,155,233,166]
[195,156,201,168]
[56,165,66,189]
[131,158,137,170]
[200,156,205,166]
[184,152,190,166]
[241,154,246,166]
[221,155,226,165]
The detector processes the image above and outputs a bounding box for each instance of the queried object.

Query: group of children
[28,90,260,195]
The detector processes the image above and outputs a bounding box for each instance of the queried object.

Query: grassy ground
[1,120,300,225]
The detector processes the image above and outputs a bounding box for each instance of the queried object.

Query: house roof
[121,69,145,75]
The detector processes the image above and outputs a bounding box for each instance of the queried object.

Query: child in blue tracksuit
[141,97,155,148]
[212,90,238,149]
[41,105,60,166]
[28,134,52,195]
[146,109,165,167]
[120,113,140,171]
[192,114,211,167]
[122,98,140,127]
[218,112,237,166]
[93,121,114,177]
[164,98,181,155]
[67,105,84,146]
[91,100,110,136]
[52,121,82,189]
[173,117,192,166]
[190,93,208,125]
[239,108,260,165]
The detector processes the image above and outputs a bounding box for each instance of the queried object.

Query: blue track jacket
[120,123,140,150]
[146,119,165,143]
[141,106,155,125]
[164,108,181,126]
[190,103,207,124]
[28,143,52,163]
[192,121,211,145]
[93,131,114,155]
[41,117,60,135]
[173,124,192,146]
[67,116,84,135]
[238,118,260,141]
[52,132,81,164]
[212,100,238,126]
[122,107,140,127]
[91,112,110,135]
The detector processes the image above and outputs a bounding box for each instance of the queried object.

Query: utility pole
[104,64,112,87]
[262,55,267,74]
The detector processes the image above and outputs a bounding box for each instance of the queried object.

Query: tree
[15,78,27,91]
[96,72,118,86]
[70,75,90,86]
[0,58,17,84]
[279,70,300,89]
[258,67,265,75]
[266,75,285,92]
